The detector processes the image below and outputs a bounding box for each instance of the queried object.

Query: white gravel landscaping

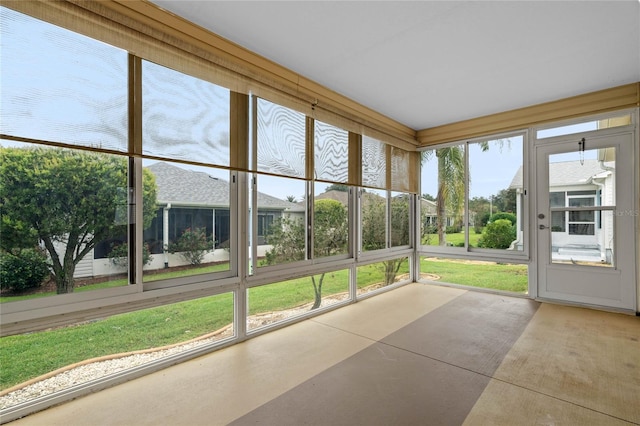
[0,293,351,410]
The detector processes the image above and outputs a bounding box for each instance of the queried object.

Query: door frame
[530,124,638,312]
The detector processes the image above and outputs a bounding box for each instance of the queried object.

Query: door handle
[539,224,549,230]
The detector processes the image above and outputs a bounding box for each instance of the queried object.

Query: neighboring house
[510,157,615,262]
[86,162,304,277]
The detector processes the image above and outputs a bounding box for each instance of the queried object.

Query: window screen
[314,120,348,183]
[362,135,386,189]
[0,6,128,151]
[142,60,230,166]
[256,98,306,178]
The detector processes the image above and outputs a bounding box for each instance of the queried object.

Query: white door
[536,132,636,311]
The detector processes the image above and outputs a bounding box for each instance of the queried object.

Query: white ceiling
[150,1,640,131]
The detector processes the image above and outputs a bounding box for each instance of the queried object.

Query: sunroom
[0,1,638,423]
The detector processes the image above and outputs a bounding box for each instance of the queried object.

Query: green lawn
[423,232,482,247]
[420,257,528,293]
[0,262,397,390]
[0,263,230,304]
[0,257,524,391]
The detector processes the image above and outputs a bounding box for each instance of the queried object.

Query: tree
[478,219,516,249]
[361,193,409,285]
[423,140,509,245]
[493,188,517,213]
[434,147,465,245]
[324,183,348,192]
[286,195,297,203]
[0,147,157,294]
[168,228,213,265]
[264,199,348,310]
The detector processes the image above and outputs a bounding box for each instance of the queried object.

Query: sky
[1,6,604,203]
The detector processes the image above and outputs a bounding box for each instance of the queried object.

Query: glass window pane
[420,145,465,247]
[470,137,523,251]
[362,136,386,189]
[552,210,613,266]
[569,210,594,222]
[314,121,348,183]
[569,223,595,235]
[0,7,128,151]
[0,143,134,301]
[357,257,409,297]
[142,161,231,283]
[569,198,595,207]
[551,211,566,232]
[0,292,233,407]
[256,175,307,267]
[256,98,306,178]
[391,147,410,192]
[142,61,230,166]
[314,182,349,259]
[391,192,411,247]
[549,148,616,268]
[247,270,349,331]
[550,192,565,207]
[361,188,387,251]
[537,114,632,139]
[420,257,528,294]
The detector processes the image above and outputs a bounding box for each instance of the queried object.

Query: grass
[423,232,483,247]
[0,293,234,390]
[420,257,528,293]
[0,257,524,391]
[0,263,230,304]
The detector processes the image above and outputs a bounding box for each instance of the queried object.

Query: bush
[445,225,461,234]
[108,242,153,267]
[168,228,213,265]
[489,212,516,225]
[0,249,50,292]
[478,219,516,249]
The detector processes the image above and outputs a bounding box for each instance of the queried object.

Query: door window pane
[549,148,615,267]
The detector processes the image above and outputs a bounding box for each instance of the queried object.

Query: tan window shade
[362,136,387,189]
[391,147,417,193]
[4,1,417,151]
[254,98,306,178]
[314,120,349,184]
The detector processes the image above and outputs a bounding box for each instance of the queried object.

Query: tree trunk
[55,262,76,294]
[436,187,447,246]
[310,274,325,310]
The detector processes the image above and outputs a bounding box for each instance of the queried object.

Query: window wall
[419,133,528,293]
[420,134,525,254]
[0,5,417,419]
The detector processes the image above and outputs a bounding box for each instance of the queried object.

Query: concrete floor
[9,284,640,425]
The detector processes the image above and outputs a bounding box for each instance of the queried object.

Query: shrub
[478,219,516,249]
[0,249,50,292]
[445,225,461,234]
[108,242,153,267]
[489,212,517,225]
[168,228,213,265]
